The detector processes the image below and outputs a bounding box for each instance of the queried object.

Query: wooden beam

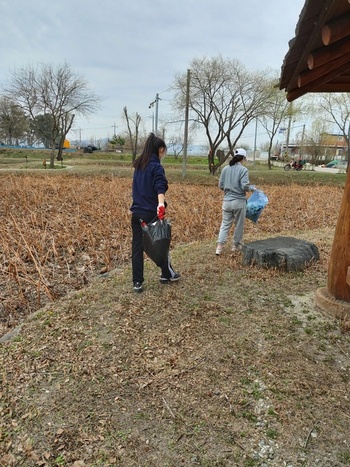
[298,52,350,88]
[309,82,350,92]
[286,87,309,102]
[280,1,334,97]
[322,13,350,45]
[321,74,350,83]
[308,36,350,69]
[287,61,350,101]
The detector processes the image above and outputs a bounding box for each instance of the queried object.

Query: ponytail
[229,155,245,166]
[134,133,167,170]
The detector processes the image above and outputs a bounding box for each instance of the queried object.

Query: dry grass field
[1,167,350,466]
[0,171,342,337]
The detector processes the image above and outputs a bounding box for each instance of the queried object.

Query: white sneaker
[215,244,223,255]
[232,243,244,252]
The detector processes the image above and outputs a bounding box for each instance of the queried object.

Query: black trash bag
[141,218,171,267]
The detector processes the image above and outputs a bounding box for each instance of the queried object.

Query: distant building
[280,132,348,161]
[319,133,347,158]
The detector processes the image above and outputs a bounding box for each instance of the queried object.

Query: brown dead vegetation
[0,172,342,337]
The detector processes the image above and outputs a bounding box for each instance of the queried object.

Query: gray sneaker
[160,273,181,283]
[232,243,244,252]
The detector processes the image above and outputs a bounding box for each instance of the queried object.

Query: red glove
[157,203,165,220]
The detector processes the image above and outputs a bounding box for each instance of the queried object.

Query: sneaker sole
[160,276,181,283]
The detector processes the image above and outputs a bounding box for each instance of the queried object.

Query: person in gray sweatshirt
[215,148,256,255]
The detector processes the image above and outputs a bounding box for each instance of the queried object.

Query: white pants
[217,199,246,246]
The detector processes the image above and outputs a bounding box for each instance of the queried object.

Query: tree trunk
[57,135,65,161]
[208,150,215,174]
[50,146,56,169]
[327,169,350,301]
[268,141,273,170]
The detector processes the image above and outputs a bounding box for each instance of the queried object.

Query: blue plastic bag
[246,190,268,224]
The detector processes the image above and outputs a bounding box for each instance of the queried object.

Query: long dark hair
[229,155,245,166]
[133,133,167,170]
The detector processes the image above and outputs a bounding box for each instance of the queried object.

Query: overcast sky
[0,0,305,148]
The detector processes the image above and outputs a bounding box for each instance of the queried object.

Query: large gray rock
[242,236,319,272]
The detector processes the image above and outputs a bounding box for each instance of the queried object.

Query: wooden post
[327,169,350,301]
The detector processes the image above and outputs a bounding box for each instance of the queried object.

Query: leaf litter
[0,174,350,466]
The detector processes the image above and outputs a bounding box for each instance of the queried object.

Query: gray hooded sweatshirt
[218,162,253,201]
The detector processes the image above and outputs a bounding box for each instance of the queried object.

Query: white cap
[235,148,247,157]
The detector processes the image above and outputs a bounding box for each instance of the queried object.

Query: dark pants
[131,213,175,284]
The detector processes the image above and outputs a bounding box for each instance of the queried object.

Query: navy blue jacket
[131,154,168,217]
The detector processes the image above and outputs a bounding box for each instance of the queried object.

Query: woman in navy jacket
[130,133,180,292]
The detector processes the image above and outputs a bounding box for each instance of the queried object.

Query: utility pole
[253,118,258,163]
[285,103,293,158]
[149,113,154,133]
[300,124,305,158]
[182,69,191,178]
[149,94,161,135]
[155,94,159,135]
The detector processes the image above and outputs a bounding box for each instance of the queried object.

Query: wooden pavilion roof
[279,0,350,101]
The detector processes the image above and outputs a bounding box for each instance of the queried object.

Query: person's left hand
[157,203,165,220]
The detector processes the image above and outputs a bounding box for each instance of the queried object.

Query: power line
[158,87,173,95]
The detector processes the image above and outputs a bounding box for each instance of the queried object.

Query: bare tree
[303,119,334,165]
[3,62,101,168]
[123,106,141,162]
[259,75,300,169]
[0,96,29,145]
[160,120,195,159]
[173,55,271,174]
[313,93,350,166]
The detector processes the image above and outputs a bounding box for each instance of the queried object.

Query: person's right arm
[153,165,168,219]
